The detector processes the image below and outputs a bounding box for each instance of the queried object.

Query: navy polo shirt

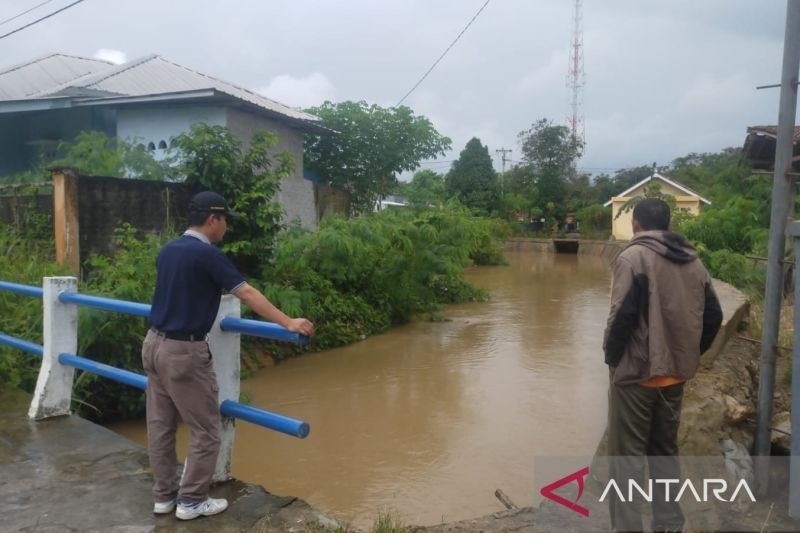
[149,233,246,335]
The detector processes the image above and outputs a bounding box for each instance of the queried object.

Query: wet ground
[0,386,337,532]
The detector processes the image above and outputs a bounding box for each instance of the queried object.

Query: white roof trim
[603,173,711,207]
[71,89,219,107]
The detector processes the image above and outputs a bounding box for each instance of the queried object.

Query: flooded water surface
[110,250,612,527]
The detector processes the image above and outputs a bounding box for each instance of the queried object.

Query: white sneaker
[153,500,176,514]
[175,497,229,520]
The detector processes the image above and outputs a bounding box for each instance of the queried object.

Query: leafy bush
[694,244,765,295]
[679,197,765,254]
[254,206,504,358]
[577,204,611,232]
[74,224,169,420]
[0,228,70,390]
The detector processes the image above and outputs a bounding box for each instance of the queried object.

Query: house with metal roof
[742,125,800,170]
[0,53,323,229]
[604,172,711,240]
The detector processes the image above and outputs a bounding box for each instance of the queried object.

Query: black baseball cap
[188,191,239,218]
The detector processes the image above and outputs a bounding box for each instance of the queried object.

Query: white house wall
[116,104,226,160]
[225,107,317,231]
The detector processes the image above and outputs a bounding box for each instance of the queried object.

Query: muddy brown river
[110,250,611,527]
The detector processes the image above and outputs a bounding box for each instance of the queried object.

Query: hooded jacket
[603,230,723,386]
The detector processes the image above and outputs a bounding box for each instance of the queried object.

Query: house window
[158,140,167,149]
[147,142,155,151]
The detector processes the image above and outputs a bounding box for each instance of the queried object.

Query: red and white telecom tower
[566,0,585,146]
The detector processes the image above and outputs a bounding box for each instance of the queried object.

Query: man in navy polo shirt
[142,191,314,521]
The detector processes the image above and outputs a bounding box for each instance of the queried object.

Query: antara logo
[540,467,757,517]
[599,478,756,504]
[539,466,591,517]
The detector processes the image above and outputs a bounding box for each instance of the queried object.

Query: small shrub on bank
[258,206,503,359]
[0,230,69,390]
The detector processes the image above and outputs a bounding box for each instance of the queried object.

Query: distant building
[742,125,800,170]
[604,173,710,241]
[0,53,325,229]
[376,194,408,211]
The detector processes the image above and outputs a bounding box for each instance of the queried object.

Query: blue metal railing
[53,352,310,438]
[0,280,311,438]
[58,292,150,317]
[55,291,311,344]
[0,281,43,299]
[0,332,43,357]
[220,400,310,438]
[59,353,148,390]
[221,316,309,344]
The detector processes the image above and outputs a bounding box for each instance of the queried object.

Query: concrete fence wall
[76,174,194,258]
[0,185,53,227]
[47,168,196,273]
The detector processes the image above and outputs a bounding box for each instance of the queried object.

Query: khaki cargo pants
[141,329,220,504]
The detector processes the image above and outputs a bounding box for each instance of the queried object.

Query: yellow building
[604,173,710,241]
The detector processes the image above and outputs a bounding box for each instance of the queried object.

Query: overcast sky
[1,0,791,175]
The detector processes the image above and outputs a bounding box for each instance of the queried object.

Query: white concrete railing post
[29,276,78,419]
[209,294,241,482]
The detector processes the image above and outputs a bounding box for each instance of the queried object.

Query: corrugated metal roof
[746,125,800,142]
[0,53,111,100]
[743,125,800,170]
[22,54,318,123]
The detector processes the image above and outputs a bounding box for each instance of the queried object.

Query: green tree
[304,101,451,215]
[171,124,291,274]
[406,169,446,208]
[517,119,583,215]
[611,165,654,191]
[501,164,539,222]
[445,137,499,215]
[577,204,611,233]
[590,173,617,204]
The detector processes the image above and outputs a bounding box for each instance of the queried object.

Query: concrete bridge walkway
[0,387,336,532]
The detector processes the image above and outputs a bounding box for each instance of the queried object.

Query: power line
[506,158,637,173]
[0,0,86,41]
[0,0,58,27]
[395,0,491,107]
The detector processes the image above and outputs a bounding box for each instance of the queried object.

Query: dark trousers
[608,381,685,532]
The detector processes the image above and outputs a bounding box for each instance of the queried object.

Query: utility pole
[755,0,800,497]
[496,148,512,174]
[496,148,512,197]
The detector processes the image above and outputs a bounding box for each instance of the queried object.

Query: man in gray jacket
[604,198,723,531]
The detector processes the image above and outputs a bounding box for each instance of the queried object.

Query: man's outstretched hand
[286,318,314,337]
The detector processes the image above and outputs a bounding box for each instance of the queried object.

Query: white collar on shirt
[183,229,211,245]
